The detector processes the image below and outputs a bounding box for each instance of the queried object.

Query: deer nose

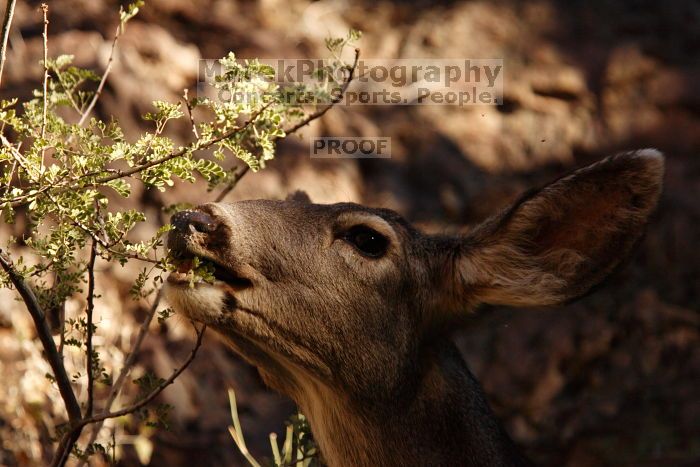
[171,210,218,234]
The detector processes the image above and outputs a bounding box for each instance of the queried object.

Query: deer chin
[163,280,227,325]
[166,270,253,325]
[165,281,333,394]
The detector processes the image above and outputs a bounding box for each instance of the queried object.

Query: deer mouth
[168,254,252,290]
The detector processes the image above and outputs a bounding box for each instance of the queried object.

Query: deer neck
[294,341,529,467]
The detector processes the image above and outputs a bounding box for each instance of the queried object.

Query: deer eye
[344,225,389,258]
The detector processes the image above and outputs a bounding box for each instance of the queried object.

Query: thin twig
[0,250,82,423]
[42,191,159,266]
[54,68,84,115]
[89,323,204,424]
[37,192,164,283]
[50,427,82,467]
[40,4,49,166]
[283,48,359,135]
[214,49,360,203]
[57,275,66,356]
[77,23,121,127]
[1,134,38,180]
[85,239,98,417]
[214,165,250,202]
[109,291,162,405]
[44,191,110,247]
[92,102,272,185]
[57,318,204,467]
[68,324,205,432]
[183,88,199,139]
[106,249,160,264]
[75,290,163,467]
[2,158,17,198]
[0,0,16,88]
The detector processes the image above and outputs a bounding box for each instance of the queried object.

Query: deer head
[164,149,664,466]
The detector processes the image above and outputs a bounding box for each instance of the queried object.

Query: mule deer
[164,149,664,466]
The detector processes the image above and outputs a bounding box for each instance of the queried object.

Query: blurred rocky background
[0,0,698,465]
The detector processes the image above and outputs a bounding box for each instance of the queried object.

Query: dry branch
[39,4,49,165]
[0,0,16,88]
[75,290,163,466]
[0,250,82,423]
[85,239,98,417]
[78,21,122,126]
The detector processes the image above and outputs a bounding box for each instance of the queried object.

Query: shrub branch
[85,239,98,417]
[8,101,273,209]
[215,47,361,202]
[78,22,120,127]
[50,322,205,466]
[0,0,16,88]
[40,4,49,165]
[52,324,206,466]
[75,290,163,466]
[283,48,359,134]
[0,250,82,423]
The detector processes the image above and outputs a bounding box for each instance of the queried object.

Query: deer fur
[164,149,664,466]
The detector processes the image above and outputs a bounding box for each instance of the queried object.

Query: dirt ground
[0,0,698,465]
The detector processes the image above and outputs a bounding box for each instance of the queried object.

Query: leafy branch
[62,324,206,439]
[0,1,360,465]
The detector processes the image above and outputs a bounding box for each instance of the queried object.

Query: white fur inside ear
[634,148,663,160]
[163,282,225,323]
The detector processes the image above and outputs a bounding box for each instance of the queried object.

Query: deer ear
[456,149,664,307]
[285,190,312,203]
